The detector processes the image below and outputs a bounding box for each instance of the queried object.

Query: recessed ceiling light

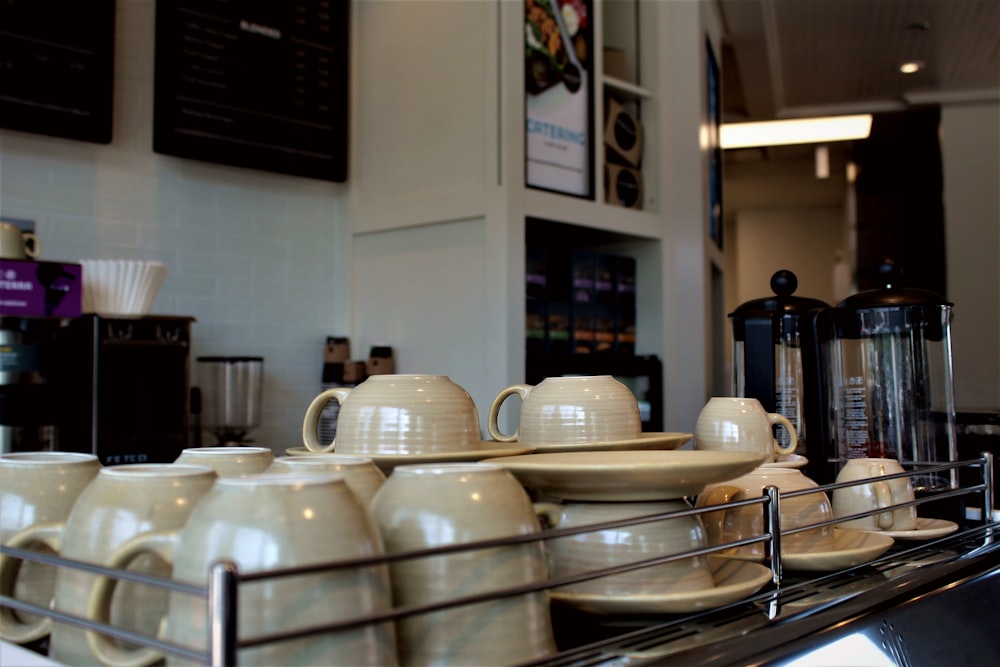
[900,61,924,74]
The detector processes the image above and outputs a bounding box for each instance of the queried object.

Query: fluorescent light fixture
[720,114,873,149]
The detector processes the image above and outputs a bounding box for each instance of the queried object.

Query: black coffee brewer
[732,263,959,494]
[729,270,829,466]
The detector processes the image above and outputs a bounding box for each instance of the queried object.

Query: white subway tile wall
[0,0,350,451]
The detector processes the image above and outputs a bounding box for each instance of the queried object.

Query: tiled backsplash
[0,0,349,451]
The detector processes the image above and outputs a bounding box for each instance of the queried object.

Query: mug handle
[21,232,42,259]
[871,463,895,530]
[85,529,178,667]
[301,387,352,452]
[766,413,798,457]
[697,486,744,549]
[487,385,531,443]
[0,521,63,644]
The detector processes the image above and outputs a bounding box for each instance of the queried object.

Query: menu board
[153,0,349,182]
[524,0,594,199]
[0,0,115,144]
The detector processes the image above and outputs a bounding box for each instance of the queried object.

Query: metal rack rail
[1,454,995,666]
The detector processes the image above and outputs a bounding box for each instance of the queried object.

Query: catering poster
[525,0,594,199]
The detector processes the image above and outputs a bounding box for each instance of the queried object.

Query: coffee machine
[52,314,195,466]
[0,316,62,453]
[733,262,959,496]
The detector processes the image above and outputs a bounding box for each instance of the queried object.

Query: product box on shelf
[0,259,82,318]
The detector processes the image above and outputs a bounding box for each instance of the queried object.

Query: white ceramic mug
[695,397,798,462]
[0,221,42,260]
[174,446,274,477]
[86,474,397,667]
[267,454,386,506]
[370,463,556,666]
[0,464,216,665]
[833,458,918,531]
[0,452,101,644]
[302,374,484,455]
[696,468,835,559]
[487,375,641,445]
[535,499,714,598]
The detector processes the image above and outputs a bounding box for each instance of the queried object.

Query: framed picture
[153,0,349,182]
[706,37,724,249]
[524,0,595,199]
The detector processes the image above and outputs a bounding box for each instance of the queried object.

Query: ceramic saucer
[285,443,535,471]
[549,558,772,615]
[862,517,959,540]
[762,454,809,469]
[778,528,894,572]
[481,450,767,501]
[526,432,693,454]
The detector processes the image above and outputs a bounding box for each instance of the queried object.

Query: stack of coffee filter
[79,259,168,315]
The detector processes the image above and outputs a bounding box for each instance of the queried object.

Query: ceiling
[718,0,1000,124]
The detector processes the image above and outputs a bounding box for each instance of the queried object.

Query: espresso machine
[53,314,196,465]
[0,317,62,453]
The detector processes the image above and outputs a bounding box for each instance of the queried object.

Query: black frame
[153,0,349,182]
[524,0,595,199]
[707,37,724,249]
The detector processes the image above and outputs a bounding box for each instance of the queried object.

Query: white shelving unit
[345,0,724,434]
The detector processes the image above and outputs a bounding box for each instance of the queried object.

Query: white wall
[941,101,1000,409]
[0,1,351,451]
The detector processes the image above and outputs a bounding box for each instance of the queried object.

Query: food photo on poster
[525,0,594,198]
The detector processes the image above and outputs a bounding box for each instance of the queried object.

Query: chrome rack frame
[1,453,994,666]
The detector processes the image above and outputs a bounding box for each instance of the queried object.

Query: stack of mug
[298,374,558,665]
[477,377,771,615]
[692,397,907,568]
[0,451,398,666]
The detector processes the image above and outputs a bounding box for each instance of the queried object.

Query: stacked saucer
[485,449,773,614]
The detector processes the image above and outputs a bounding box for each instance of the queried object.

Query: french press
[811,260,958,493]
[729,270,829,460]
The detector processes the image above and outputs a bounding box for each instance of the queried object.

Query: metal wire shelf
[1,453,994,666]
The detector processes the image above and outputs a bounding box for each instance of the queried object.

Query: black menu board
[153,0,349,182]
[0,0,116,144]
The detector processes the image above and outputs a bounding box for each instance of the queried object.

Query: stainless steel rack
[2,454,996,666]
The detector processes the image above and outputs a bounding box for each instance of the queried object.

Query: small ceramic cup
[267,454,386,505]
[833,458,918,531]
[85,473,397,667]
[694,397,798,462]
[0,221,42,260]
[487,375,641,445]
[536,499,714,598]
[174,446,274,477]
[370,463,556,666]
[696,468,835,560]
[0,464,216,665]
[0,452,101,644]
[302,374,484,455]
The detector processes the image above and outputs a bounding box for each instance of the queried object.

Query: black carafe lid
[730,270,830,341]
[832,259,952,339]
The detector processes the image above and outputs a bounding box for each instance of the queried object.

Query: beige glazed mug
[0,221,42,260]
[0,452,101,644]
[86,473,397,667]
[695,397,798,462]
[696,468,835,559]
[488,375,642,445]
[536,499,714,598]
[833,458,918,531]
[0,463,216,665]
[267,454,386,506]
[302,374,484,455]
[370,463,556,666]
[174,446,274,477]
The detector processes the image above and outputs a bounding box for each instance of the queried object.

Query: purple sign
[0,260,83,318]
